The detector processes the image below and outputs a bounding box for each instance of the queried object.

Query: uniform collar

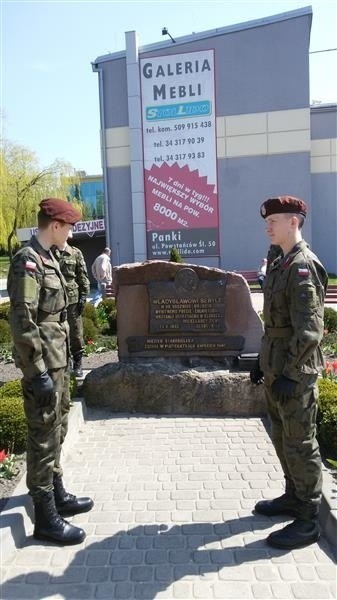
[30,236,59,267]
[282,240,307,269]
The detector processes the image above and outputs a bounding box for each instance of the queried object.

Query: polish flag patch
[25,260,37,271]
[298,267,309,276]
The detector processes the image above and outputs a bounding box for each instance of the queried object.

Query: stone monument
[115,261,262,361]
[82,261,266,415]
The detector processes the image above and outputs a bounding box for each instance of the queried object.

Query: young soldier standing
[7,198,93,545]
[55,231,90,377]
[250,195,328,549]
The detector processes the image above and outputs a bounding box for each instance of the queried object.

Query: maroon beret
[39,198,82,225]
[260,196,307,219]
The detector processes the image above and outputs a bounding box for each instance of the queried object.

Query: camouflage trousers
[21,367,71,499]
[67,303,84,358]
[264,374,322,505]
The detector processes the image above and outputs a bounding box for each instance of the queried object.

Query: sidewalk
[1,405,336,600]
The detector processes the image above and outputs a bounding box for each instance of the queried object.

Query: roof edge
[310,103,337,113]
[92,5,312,67]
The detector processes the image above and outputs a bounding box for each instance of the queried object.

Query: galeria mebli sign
[140,50,219,260]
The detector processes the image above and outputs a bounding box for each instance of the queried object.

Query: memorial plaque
[127,334,244,354]
[149,268,226,333]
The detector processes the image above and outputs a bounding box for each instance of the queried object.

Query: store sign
[140,50,219,260]
[16,219,105,242]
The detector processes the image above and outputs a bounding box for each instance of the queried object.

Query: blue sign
[146,101,211,121]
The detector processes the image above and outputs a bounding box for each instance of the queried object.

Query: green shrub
[98,298,117,334]
[0,379,23,399]
[0,396,27,453]
[83,302,99,327]
[170,246,183,263]
[0,302,10,321]
[318,404,337,458]
[321,331,337,357]
[94,304,109,331]
[0,320,11,344]
[317,378,337,459]
[324,307,337,333]
[83,316,98,342]
[99,298,116,315]
[69,373,77,398]
[318,378,337,410]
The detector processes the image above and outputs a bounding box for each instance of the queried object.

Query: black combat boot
[33,491,85,545]
[72,353,83,377]
[267,504,320,549]
[254,478,302,517]
[53,474,94,517]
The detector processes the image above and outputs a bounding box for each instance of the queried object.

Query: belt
[265,326,293,338]
[37,309,68,323]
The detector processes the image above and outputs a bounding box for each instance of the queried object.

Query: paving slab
[1,409,336,600]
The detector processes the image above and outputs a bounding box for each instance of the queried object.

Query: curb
[1,398,85,562]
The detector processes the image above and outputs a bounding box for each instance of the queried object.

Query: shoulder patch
[298,265,309,277]
[25,260,37,272]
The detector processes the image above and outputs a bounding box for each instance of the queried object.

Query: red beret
[39,198,82,225]
[260,196,307,219]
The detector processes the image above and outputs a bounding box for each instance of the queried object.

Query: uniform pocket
[281,388,317,439]
[40,273,64,313]
[62,259,76,278]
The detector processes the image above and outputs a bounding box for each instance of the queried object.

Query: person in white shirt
[91,248,112,299]
[257,257,268,289]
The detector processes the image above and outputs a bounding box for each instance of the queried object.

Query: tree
[169,246,183,263]
[0,140,80,259]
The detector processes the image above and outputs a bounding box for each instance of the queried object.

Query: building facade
[92,6,336,274]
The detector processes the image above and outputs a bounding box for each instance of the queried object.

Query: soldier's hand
[272,375,297,401]
[250,358,264,385]
[30,371,55,406]
[77,298,86,316]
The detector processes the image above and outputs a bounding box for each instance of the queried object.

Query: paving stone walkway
[1,411,336,599]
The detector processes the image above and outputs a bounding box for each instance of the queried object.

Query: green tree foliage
[1,139,81,258]
[169,246,183,263]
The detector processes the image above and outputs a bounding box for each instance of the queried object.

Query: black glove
[30,371,54,405]
[250,358,264,385]
[272,375,297,401]
[77,298,86,316]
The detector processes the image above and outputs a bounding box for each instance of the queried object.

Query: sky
[1,0,337,174]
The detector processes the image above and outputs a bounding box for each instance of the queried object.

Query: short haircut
[37,210,53,229]
[104,247,111,254]
[285,213,305,229]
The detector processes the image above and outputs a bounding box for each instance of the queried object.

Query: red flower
[87,340,94,345]
[332,361,337,371]
[0,450,8,463]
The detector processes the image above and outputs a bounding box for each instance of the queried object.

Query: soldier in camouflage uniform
[7,198,93,545]
[55,232,90,377]
[250,196,327,549]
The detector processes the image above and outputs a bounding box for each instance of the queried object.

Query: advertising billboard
[140,50,219,260]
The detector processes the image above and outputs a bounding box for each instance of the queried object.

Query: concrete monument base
[82,358,266,416]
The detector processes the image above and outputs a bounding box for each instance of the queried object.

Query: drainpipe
[92,62,111,249]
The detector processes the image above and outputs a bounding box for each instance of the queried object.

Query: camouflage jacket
[260,240,328,381]
[7,236,69,378]
[55,243,90,305]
